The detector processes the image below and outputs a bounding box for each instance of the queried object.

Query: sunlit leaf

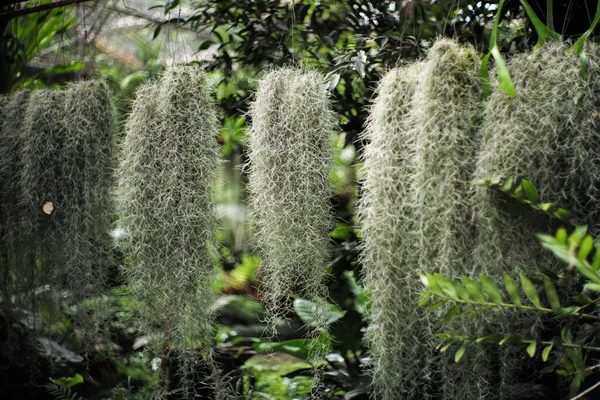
[526,341,536,358]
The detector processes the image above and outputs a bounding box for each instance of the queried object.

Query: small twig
[0,0,93,19]
[571,379,600,400]
[431,293,600,321]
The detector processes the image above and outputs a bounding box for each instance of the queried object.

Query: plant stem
[432,294,600,321]
[571,378,600,400]
[519,339,600,353]
[547,0,554,31]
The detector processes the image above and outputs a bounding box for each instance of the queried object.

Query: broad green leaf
[579,236,594,261]
[543,276,561,311]
[520,179,539,204]
[491,47,515,98]
[480,274,504,304]
[293,298,345,327]
[455,344,466,363]
[440,343,452,353]
[526,341,536,358]
[462,276,486,303]
[520,273,543,309]
[503,273,522,307]
[519,0,560,47]
[542,344,553,361]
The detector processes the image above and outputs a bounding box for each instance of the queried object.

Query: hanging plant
[117,66,223,397]
[247,67,334,329]
[359,39,483,399]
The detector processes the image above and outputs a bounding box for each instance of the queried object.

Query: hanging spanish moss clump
[359,39,484,399]
[61,80,116,300]
[409,39,485,400]
[357,64,423,400]
[0,92,30,303]
[474,41,600,399]
[247,67,334,328]
[117,66,222,397]
[19,89,68,307]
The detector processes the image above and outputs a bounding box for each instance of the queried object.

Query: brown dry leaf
[42,202,53,215]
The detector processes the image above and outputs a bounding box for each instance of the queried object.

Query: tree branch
[0,0,93,19]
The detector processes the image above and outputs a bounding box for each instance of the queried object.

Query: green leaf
[455,344,466,363]
[480,52,492,100]
[480,274,504,304]
[538,203,555,213]
[519,0,560,47]
[501,177,514,193]
[556,228,568,244]
[293,299,345,327]
[442,304,463,323]
[556,208,571,222]
[591,250,600,271]
[435,274,459,300]
[526,341,537,358]
[520,179,539,204]
[50,374,84,389]
[503,273,522,307]
[253,339,317,360]
[520,273,543,309]
[428,301,445,310]
[571,1,600,55]
[584,283,600,292]
[499,335,522,345]
[579,236,594,261]
[476,334,504,344]
[514,185,525,200]
[440,343,452,353]
[575,226,589,241]
[462,276,486,303]
[542,344,553,361]
[570,373,585,398]
[543,276,561,311]
[491,47,515,98]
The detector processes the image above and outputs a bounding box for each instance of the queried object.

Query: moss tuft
[117,65,221,348]
[475,41,600,399]
[247,67,334,326]
[359,39,484,399]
